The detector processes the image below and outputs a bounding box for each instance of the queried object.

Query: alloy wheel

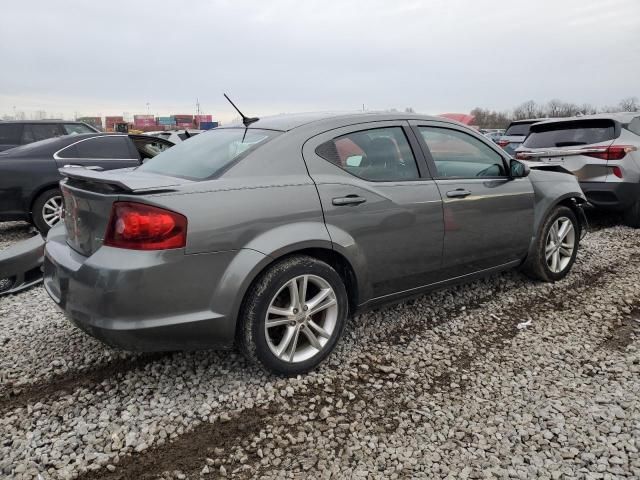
[42,195,63,227]
[264,274,339,363]
[545,216,575,273]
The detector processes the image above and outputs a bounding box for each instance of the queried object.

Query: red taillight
[515,151,531,160]
[104,202,187,250]
[497,140,510,148]
[611,166,623,179]
[583,145,637,161]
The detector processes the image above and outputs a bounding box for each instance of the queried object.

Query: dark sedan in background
[0,133,173,232]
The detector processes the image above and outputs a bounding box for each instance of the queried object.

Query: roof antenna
[223,93,259,127]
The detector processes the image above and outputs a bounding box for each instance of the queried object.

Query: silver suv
[516,113,640,226]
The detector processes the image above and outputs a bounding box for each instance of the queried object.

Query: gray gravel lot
[0,219,638,479]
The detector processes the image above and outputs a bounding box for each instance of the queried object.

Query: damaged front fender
[0,234,45,296]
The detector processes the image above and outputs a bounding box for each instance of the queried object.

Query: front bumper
[43,225,263,351]
[580,181,640,210]
[0,234,45,296]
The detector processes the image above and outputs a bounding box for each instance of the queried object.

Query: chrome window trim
[53,134,133,161]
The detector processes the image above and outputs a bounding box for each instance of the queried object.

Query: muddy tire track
[0,353,168,415]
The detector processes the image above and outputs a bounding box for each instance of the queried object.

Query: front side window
[30,124,62,141]
[315,127,420,181]
[63,123,95,135]
[138,128,280,180]
[419,127,506,178]
[58,136,134,159]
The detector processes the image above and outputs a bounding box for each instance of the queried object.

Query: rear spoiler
[59,167,183,193]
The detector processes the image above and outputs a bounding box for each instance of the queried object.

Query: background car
[0,133,173,232]
[497,119,548,155]
[0,120,99,152]
[146,129,203,144]
[483,130,504,143]
[44,112,586,376]
[516,113,640,226]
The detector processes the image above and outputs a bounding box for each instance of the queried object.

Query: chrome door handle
[332,195,367,206]
[446,189,471,198]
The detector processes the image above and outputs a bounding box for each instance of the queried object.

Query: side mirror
[509,159,530,178]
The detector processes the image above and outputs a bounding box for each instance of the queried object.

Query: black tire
[522,205,579,282]
[623,199,640,228]
[238,255,349,376]
[32,188,63,234]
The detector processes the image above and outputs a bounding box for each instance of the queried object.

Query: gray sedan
[43,112,587,375]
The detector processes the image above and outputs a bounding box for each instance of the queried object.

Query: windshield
[504,122,536,136]
[137,128,280,179]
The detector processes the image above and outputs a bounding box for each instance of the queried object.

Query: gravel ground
[0,222,34,252]
[0,218,638,479]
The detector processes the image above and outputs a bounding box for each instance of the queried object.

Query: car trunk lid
[59,167,191,256]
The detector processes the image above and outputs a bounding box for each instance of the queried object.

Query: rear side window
[138,128,280,180]
[627,117,640,136]
[504,122,536,136]
[315,127,420,181]
[59,136,134,159]
[30,124,62,141]
[63,123,95,134]
[524,120,617,148]
[0,124,22,144]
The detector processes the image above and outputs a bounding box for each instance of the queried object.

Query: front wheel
[32,188,63,234]
[522,205,579,282]
[238,255,349,376]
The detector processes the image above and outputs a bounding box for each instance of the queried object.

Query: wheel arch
[525,192,586,262]
[28,182,61,216]
[228,244,361,340]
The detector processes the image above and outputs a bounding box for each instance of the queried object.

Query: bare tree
[513,100,541,120]
[618,97,639,112]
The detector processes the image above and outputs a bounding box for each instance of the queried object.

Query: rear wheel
[238,255,348,376]
[623,199,640,228]
[32,188,63,234]
[523,205,579,282]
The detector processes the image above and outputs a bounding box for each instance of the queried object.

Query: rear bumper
[579,181,640,210]
[43,224,266,351]
[0,234,45,295]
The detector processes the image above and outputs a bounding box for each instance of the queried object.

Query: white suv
[516,113,640,226]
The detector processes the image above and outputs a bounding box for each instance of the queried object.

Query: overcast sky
[1,0,638,122]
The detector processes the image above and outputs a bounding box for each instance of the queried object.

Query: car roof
[509,118,550,125]
[533,112,638,126]
[222,111,462,132]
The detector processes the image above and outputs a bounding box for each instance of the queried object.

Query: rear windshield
[138,128,280,180]
[504,122,536,136]
[523,119,617,148]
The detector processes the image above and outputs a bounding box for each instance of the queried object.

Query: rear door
[411,121,534,277]
[53,135,141,171]
[303,121,445,300]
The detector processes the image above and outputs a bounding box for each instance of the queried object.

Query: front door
[411,122,534,277]
[303,121,444,300]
